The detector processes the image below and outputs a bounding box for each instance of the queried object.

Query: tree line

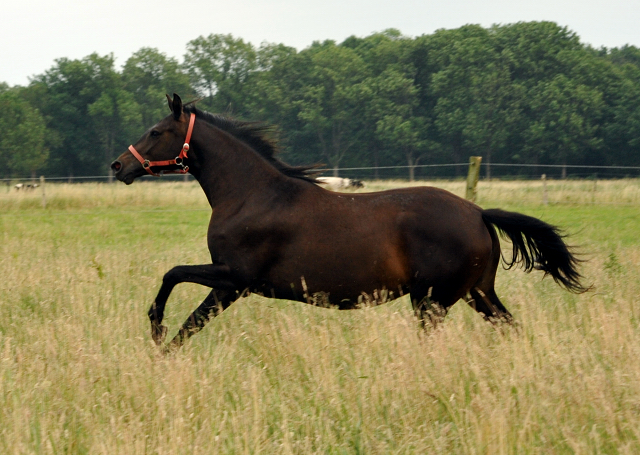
[2,21,640,180]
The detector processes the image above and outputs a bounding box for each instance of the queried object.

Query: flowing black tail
[481,209,588,293]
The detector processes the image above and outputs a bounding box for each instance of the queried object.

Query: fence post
[465,156,482,202]
[40,175,46,209]
[542,174,548,206]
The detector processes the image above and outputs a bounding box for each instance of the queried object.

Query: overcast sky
[3,0,640,87]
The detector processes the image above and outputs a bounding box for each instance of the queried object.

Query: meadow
[0,178,639,454]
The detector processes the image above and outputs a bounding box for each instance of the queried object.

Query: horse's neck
[190,125,287,208]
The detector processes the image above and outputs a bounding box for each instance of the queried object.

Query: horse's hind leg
[468,287,513,324]
[411,284,456,330]
[467,224,513,324]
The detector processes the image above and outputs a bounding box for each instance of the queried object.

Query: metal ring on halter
[142,160,151,169]
[175,157,183,166]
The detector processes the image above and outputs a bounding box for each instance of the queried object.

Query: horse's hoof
[151,323,168,346]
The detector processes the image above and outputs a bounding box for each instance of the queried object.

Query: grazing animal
[14,183,39,191]
[111,94,587,352]
[317,177,365,190]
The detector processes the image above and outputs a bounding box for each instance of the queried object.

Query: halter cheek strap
[128,112,196,176]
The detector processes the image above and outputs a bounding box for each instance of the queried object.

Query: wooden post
[40,175,46,209]
[465,156,482,202]
[542,174,548,206]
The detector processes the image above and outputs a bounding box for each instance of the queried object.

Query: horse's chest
[207,224,290,273]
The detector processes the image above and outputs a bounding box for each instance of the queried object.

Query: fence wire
[3,162,640,183]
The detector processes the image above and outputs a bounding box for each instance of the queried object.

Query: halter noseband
[128,113,196,176]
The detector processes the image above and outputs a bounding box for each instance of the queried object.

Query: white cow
[14,183,39,191]
[316,177,364,191]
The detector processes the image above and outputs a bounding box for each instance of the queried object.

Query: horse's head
[111,94,193,184]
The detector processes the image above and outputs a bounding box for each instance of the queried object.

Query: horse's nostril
[111,160,122,172]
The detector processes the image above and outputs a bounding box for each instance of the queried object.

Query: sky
[3,0,640,87]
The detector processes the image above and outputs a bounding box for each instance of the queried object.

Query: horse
[111,94,587,352]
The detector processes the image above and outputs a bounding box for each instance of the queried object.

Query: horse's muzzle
[110,160,122,173]
[110,159,135,184]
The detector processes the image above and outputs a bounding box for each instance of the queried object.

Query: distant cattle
[14,183,39,191]
[317,177,364,191]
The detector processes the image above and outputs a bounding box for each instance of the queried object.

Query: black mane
[183,105,319,183]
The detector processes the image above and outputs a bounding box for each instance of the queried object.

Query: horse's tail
[481,208,588,293]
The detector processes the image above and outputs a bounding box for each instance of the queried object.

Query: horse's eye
[150,130,161,138]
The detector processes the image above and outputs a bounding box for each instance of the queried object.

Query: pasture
[1,178,639,454]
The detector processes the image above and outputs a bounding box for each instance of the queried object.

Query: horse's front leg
[165,288,235,352]
[148,263,236,346]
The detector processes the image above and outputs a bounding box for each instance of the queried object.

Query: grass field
[1,178,639,454]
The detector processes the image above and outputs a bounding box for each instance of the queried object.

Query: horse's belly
[264,245,411,305]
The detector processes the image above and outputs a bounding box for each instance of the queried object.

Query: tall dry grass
[361,178,640,207]
[0,180,210,211]
[0,179,639,453]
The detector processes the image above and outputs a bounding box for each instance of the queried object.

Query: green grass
[0,180,639,454]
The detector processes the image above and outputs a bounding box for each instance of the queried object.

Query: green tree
[30,53,140,177]
[248,46,321,166]
[344,31,423,177]
[0,89,48,178]
[366,67,428,180]
[88,89,142,178]
[343,29,413,76]
[183,34,257,115]
[241,42,298,124]
[600,47,640,167]
[491,22,608,175]
[462,61,524,179]
[295,42,371,175]
[494,22,584,86]
[429,25,519,177]
[523,75,603,176]
[122,48,193,127]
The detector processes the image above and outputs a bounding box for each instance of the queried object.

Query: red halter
[128,113,196,176]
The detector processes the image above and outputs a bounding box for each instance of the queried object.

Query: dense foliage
[3,22,640,179]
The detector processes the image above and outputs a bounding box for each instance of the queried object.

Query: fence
[320,163,640,180]
[3,162,640,184]
[2,164,639,210]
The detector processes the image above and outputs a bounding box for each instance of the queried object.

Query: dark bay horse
[111,94,587,351]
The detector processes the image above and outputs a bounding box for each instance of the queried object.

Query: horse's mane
[183,104,320,183]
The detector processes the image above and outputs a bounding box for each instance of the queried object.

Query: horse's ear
[172,94,183,120]
[166,94,173,112]
[166,93,183,120]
